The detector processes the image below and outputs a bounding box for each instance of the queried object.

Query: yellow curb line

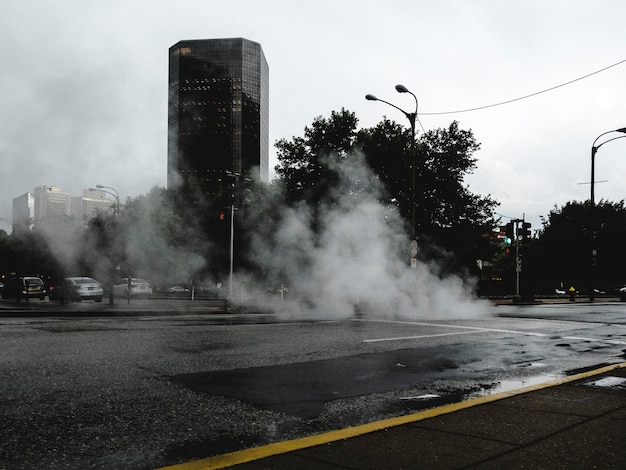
[157,361,626,470]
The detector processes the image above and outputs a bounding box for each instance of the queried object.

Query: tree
[1,188,218,292]
[83,186,210,288]
[0,229,63,282]
[81,209,125,296]
[419,123,499,273]
[357,118,412,220]
[274,111,499,276]
[535,200,626,293]
[275,108,360,206]
[359,120,499,274]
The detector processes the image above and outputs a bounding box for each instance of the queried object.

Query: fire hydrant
[568,286,576,302]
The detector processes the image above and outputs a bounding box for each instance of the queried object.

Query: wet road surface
[1,299,625,468]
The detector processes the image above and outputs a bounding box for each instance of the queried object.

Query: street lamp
[590,129,626,206]
[91,185,120,215]
[224,171,251,299]
[90,185,121,305]
[588,127,626,301]
[366,84,419,265]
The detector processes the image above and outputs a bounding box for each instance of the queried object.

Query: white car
[62,277,103,302]
[166,285,190,293]
[113,278,153,298]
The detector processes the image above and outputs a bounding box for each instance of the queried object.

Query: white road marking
[363,330,483,343]
[562,336,597,342]
[359,319,625,346]
[359,319,549,343]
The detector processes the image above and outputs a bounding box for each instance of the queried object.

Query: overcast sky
[2,0,626,234]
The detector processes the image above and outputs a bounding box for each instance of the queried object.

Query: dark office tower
[168,38,269,209]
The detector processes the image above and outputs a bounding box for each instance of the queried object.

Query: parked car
[47,281,63,301]
[166,285,190,294]
[619,286,626,301]
[113,278,152,298]
[50,277,103,302]
[1,276,47,301]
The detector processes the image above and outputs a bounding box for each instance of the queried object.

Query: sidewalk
[160,362,626,470]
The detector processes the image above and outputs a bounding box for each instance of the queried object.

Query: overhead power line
[420,58,626,116]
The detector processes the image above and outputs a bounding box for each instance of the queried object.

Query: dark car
[2,276,47,301]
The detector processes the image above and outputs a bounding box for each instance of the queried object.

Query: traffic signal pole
[506,217,532,300]
[512,218,522,297]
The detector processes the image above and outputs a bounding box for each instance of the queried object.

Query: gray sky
[2,0,626,233]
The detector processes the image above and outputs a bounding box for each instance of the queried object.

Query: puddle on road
[582,376,626,390]
[469,360,565,397]
[468,361,563,397]
[395,368,563,414]
[476,373,562,396]
[391,370,563,415]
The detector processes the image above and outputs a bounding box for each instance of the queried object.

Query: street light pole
[589,128,626,301]
[93,185,121,215]
[91,184,121,305]
[229,202,235,299]
[366,85,419,266]
[395,85,418,245]
[224,171,250,299]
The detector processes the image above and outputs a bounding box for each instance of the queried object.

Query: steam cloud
[35,150,485,320]
[241,151,486,320]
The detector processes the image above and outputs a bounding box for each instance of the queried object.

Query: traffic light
[521,222,532,241]
[504,222,514,246]
[219,210,225,221]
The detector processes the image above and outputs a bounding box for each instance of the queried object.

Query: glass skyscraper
[168,38,269,208]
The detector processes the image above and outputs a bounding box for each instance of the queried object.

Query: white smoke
[242,151,487,320]
[36,219,83,275]
[35,188,208,289]
[33,150,487,321]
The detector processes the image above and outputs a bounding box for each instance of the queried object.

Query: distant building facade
[12,186,114,233]
[33,186,70,225]
[12,192,35,234]
[70,189,115,226]
[167,38,269,209]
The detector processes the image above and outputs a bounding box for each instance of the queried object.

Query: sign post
[410,239,418,269]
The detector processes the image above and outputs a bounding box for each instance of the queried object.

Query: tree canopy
[534,200,626,292]
[275,108,360,206]
[0,187,212,291]
[7,113,626,297]
[274,109,499,276]
[0,109,532,295]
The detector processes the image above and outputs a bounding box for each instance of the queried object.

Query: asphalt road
[1,299,625,469]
